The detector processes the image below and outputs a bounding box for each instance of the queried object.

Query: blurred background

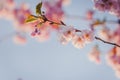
[0,0,119,80]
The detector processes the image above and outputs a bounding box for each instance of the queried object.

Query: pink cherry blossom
[13,34,26,45]
[85,10,94,20]
[93,0,120,17]
[62,0,71,6]
[57,26,76,45]
[58,33,70,45]
[88,45,101,64]
[0,0,15,19]
[111,25,120,44]
[58,26,75,42]
[98,27,111,41]
[115,71,120,78]
[43,0,64,29]
[106,46,120,78]
[30,22,50,42]
[13,3,31,24]
[72,34,85,49]
[82,30,94,43]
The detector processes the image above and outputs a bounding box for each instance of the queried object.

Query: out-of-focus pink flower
[82,30,94,43]
[13,3,31,24]
[35,30,50,42]
[85,10,94,20]
[58,33,70,45]
[62,0,71,6]
[6,0,15,9]
[109,1,120,17]
[88,45,101,64]
[111,25,120,44]
[0,0,15,19]
[93,0,120,17]
[30,22,50,42]
[58,26,75,43]
[72,34,85,49]
[98,27,111,41]
[12,3,33,33]
[43,0,64,29]
[0,0,15,10]
[115,71,120,78]
[106,46,120,78]
[13,34,26,45]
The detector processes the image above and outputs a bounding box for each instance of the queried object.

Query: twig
[95,36,120,47]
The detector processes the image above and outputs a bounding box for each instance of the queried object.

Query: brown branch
[75,29,82,32]
[95,36,120,47]
[37,14,67,26]
[47,19,66,26]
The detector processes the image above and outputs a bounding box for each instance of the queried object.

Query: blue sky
[0,0,119,80]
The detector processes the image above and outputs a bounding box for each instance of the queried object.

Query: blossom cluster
[0,0,31,44]
[88,45,101,64]
[106,47,120,78]
[93,0,120,17]
[58,26,94,49]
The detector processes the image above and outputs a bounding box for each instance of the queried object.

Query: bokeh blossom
[106,46,120,78]
[98,26,111,41]
[88,45,101,64]
[58,26,75,45]
[72,34,85,49]
[85,10,94,20]
[43,0,64,29]
[13,33,26,45]
[81,30,94,43]
[93,0,120,17]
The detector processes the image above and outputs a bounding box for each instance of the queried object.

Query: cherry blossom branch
[95,36,120,47]
[26,2,120,48]
[35,14,120,48]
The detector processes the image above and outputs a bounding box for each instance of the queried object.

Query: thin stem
[47,19,66,26]
[75,29,82,32]
[95,36,120,47]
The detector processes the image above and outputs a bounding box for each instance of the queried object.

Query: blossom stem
[95,36,120,47]
[75,29,82,32]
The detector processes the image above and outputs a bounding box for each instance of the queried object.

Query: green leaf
[25,18,37,23]
[25,15,37,23]
[36,2,42,15]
